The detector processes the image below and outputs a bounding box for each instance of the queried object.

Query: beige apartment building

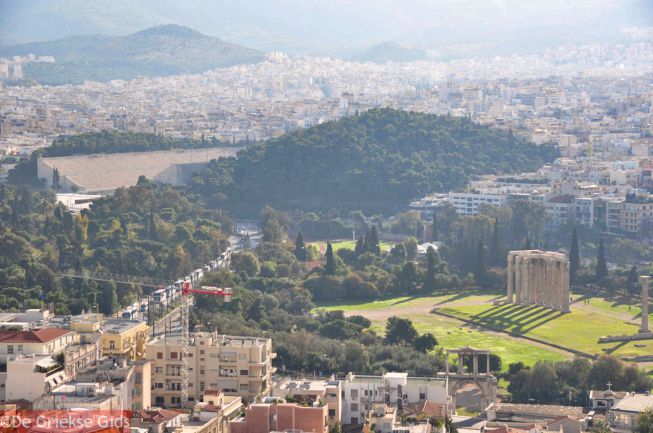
[146,332,275,407]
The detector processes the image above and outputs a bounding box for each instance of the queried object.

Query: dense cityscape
[0,2,652,433]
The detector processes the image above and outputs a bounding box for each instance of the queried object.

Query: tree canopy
[191,108,557,215]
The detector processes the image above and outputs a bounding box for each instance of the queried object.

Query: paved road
[151,303,183,338]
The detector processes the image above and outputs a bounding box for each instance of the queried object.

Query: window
[328,409,335,417]
[109,341,115,350]
[157,352,163,359]
[155,382,163,389]
[7,345,13,354]
[16,345,22,353]
[200,350,205,355]
[239,354,247,360]
[240,384,249,391]
[350,403,358,411]
[419,392,426,400]
[240,369,249,376]
[351,417,358,424]
[155,367,163,373]
[155,397,164,405]
[350,389,358,399]
[171,352,177,359]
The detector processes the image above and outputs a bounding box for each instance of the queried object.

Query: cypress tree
[627,265,638,296]
[473,239,488,287]
[423,246,437,292]
[523,236,532,250]
[570,227,580,281]
[363,229,371,253]
[431,208,438,242]
[52,168,60,190]
[369,226,381,256]
[596,239,608,281]
[325,242,336,275]
[99,281,117,315]
[490,217,500,265]
[294,232,307,261]
[148,211,157,241]
[354,236,365,257]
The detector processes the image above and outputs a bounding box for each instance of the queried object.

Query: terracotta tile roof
[136,409,185,424]
[0,328,72,344]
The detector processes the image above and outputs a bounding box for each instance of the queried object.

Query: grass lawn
[317,291,568,370]
[311,240,393,253]
[440,294,653,358]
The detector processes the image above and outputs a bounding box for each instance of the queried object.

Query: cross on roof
[607,381,612,391]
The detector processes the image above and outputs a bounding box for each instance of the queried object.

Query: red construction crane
[180,280,232,405]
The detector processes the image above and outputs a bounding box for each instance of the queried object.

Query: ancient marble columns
[507,250,570,313]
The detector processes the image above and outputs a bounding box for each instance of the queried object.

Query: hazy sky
[1,0,652,57]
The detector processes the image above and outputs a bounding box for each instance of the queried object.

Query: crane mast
[180,280,232,406]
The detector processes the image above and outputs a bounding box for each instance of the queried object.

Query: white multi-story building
[340,372,450,425]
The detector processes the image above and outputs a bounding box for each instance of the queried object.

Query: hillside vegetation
[0,182,232,314]
[42,130,228,157]
[191,108,558,215]
[0,24,264,84]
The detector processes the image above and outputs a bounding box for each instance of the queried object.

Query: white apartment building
[146,333,274,407]
[0,328,75,362]
[1,354,67,402]
[448,191,507,216]
[341,372,450,425]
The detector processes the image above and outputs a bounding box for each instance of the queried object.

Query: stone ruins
[506,250,570,313]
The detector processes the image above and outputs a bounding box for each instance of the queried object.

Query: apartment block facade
[146,333,274,407]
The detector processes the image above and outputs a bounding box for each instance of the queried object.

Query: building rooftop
[611,393,653,413]
[101,319,146,334]
[0,328,72,344]
[490,403,584,419]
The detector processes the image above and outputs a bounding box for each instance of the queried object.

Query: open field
[311,240,393,253]
[317,292,568,369]
[317,290,653,371]
[441,294,653,359]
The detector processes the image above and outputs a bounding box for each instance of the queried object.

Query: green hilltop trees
[192,108,557,215]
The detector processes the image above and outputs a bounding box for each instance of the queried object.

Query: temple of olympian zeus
[506,250,571,313]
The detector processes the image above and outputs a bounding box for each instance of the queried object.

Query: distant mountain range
[0,24,264,85]
[1,0,651,59]
[348,42,428,64]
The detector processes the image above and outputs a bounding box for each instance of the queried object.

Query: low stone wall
[598,332,653,343]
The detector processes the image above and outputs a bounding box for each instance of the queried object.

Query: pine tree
[570,227,580,281]
[354,236,365,257]
[369,226,381,256]
[294,232,307,261]
[423,246,437,292]
[431,208,438,242]
[325,242,336,275]
[473,239,488,287]
[596,239,608,281]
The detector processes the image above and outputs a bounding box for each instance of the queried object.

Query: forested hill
[190,108,558,215]
[0,24,264,85]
